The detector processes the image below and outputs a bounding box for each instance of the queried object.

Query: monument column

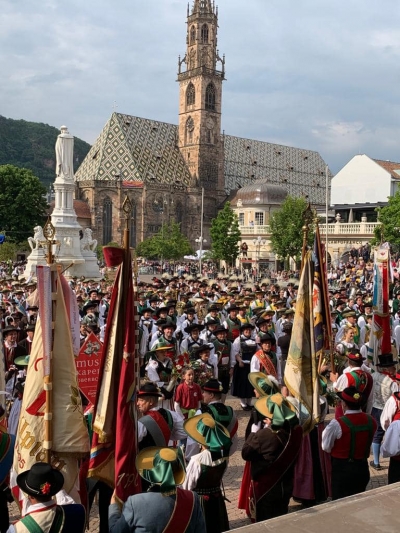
[24,126,100,280]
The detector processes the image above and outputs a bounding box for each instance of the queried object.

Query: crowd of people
[1,259,400,532]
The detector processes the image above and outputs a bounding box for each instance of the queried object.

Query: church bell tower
[177,0,225,195]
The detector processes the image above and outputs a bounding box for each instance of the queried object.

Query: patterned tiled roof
[75,113,191,186]
[373,159,400,180]
[76,113,331,205]
[224,134,330,205]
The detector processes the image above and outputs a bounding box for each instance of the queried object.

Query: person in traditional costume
[335,324,359,374]
[174,366,202,420]
[241,393,302,522]
[231,323,258,410]
[136,383,185,451]
[330,350,373,417]
[180,324,206,358]
[150,322,178,358]
[204,304,222,325]
[250,333,277,378]
[254,312,276,344]
[144,346,176,407]
[238,373,280,518]
[199,318,219,344]
[7,462,85,533]
[0,409,15,533]
[335,309,360,345]
[191,344,217,386]
[212,326,232,400]
[17,324,35,355]
[322,386,377,500]
[109,447,206,533]
[370,352,399,469]
[185,379,238,460]
[222,305,241,342]
[183,414,232,533]
[380,373,400,483]
[3,326,26,372]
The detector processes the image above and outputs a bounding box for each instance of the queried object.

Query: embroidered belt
[195,486,221,495]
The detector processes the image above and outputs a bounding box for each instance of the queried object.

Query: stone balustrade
[239,222,378,236]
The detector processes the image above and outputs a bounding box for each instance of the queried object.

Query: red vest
[331,412,376,460]
[392,392,400,422]
[346,369,373,400]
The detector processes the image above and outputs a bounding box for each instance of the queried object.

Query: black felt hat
[17,462,64,497]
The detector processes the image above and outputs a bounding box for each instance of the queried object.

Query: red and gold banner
[89,244,140,501]
[76,332,102,406]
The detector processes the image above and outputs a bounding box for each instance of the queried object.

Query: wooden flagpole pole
[42,217,59,464]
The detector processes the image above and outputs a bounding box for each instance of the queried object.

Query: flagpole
[41,217,59,464]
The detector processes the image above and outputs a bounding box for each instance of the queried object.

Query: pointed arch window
[205,83,216,111]
[103,197,112,244]
[201,24,209,43]
[186,83,195,106]
[186,117,194,144]
[175,201,183,225]
[190,25,196,45]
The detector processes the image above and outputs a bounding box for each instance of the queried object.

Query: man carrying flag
[89,197,141,506]
[284,223,331,505]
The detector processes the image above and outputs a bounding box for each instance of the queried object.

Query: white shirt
[381,420,400,458]
[321,409,362,453]
[381,395,399,430]
[182,449,227,491]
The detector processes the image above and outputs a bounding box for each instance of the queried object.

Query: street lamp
[252,235,266,280]
[196,187,205,274]
[195,236,207,274]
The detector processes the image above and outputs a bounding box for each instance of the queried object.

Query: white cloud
[2,0,400,174]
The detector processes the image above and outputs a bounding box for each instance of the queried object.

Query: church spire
[192,0,214,15]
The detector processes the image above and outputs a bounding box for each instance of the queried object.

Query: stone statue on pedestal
[55,125,74,181]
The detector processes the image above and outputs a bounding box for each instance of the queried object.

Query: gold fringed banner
[284,250,320,434]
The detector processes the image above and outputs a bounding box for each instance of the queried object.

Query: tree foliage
[0,242,19,262]
[0,165,48,243]
[210,201,241,266]
[0,115,91,189]
[372,191,400,249]
[269,196,313,264]
[136,221,193,260]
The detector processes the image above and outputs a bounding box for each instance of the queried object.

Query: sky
[2,0,400,174]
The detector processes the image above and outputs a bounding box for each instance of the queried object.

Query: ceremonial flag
[89,244,140,501]
[284,250,321,434]
[0,331,5,413]
[11,266,89,508]
[313,225,332,360]
[368,245,392,366]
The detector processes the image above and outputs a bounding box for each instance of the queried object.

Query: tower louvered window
[205,83,216,110]
[201,24,209,43]
[190,25,196,44]
[186,83,195,106]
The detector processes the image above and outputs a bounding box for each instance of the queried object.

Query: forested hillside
[0,115,91,188]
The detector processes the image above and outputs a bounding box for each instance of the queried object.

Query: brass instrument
[193,297,208,322]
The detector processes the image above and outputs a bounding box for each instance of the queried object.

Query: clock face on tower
[206,118,214,130]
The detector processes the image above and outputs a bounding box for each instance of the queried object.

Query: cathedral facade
[75,0,331,248]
